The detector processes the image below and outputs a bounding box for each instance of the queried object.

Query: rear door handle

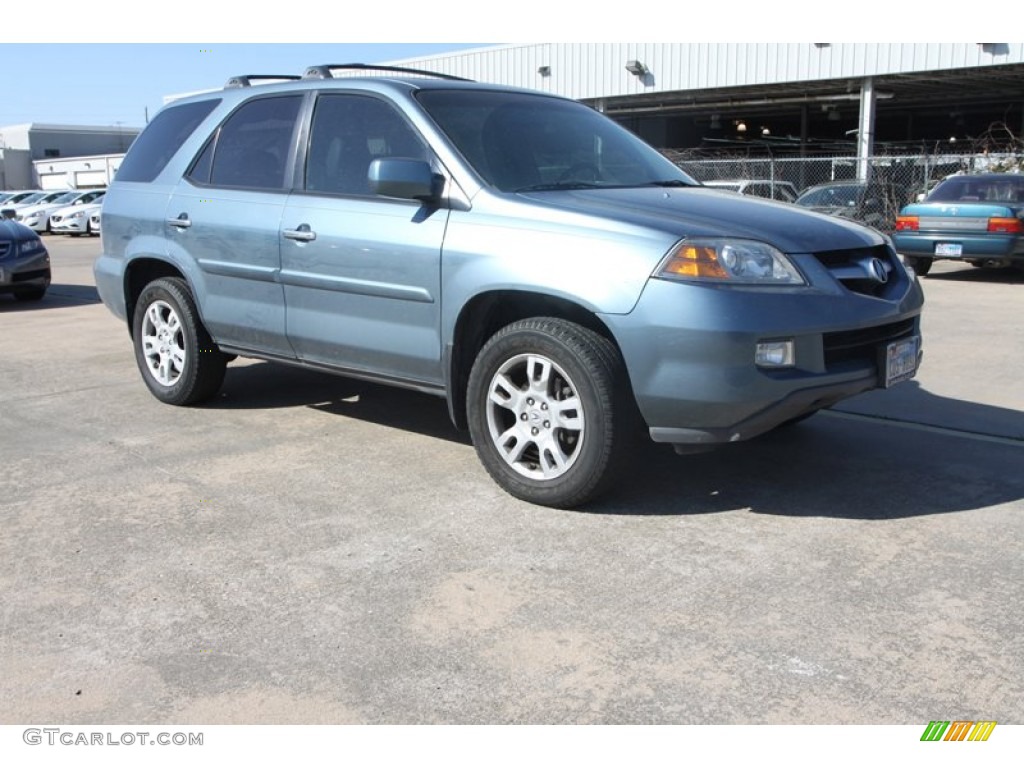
[167,213,192,228]
[283,224,316,242]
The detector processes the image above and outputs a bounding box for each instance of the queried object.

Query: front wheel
[904,255,933,276]
[467,318,632,508]
[132,277,226,405]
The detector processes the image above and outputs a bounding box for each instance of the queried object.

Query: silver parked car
[94,65,924,507]
[702,179,799,203]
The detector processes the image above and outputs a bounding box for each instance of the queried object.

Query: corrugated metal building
[384,43,1024,164]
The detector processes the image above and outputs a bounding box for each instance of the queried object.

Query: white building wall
[33,154,124,189]
[389,43,1024,100]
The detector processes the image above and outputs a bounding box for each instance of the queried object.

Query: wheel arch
[124,258,190,338]
[446,290,628,431]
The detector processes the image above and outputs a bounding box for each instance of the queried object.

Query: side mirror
[368,158,441,202]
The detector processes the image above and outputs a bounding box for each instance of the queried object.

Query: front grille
[51,215,62,223]
[0,242,10,259]
[823,318,916,368]
[813,244,902,298]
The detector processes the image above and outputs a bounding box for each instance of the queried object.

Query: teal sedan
[892,173,1024,275]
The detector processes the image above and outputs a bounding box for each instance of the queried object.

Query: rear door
[280,91,448,386]
[165,93,303,357]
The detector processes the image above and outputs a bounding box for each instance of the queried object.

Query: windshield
[928,175,1024,204]
[18,192,47,205]
[416,89,697,192]
[51,191,80,204]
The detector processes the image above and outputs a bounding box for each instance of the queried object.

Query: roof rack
[225,74,303,89]
[301,63,473,82]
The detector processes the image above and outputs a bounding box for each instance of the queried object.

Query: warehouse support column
[857,77,876,181]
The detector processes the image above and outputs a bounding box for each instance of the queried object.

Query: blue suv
[94,65,924,507]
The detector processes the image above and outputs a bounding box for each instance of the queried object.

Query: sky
[0,44,490,128]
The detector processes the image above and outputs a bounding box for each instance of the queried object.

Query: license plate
[884,336,920,388]
[935,242,962,256]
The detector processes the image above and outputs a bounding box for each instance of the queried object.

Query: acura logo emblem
[867,258,889,284]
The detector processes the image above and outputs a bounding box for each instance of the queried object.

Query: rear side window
[189,95,303,190]
[116,99,219,183]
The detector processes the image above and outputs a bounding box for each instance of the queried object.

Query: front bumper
[603,272,924,445]
[51,215,89,233]
[0,250,51,293]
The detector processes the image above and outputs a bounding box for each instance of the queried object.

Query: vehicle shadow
[588,412,1023,519]
[210,361,1023,520]
[0,283,101,310]
[924,265,1024,284]
[212,360,470,445]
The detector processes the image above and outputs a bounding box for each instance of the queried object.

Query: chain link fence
[663,150,1024,232]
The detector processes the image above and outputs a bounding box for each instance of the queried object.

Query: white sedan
[50,195,105,236]
[17,189,105,233]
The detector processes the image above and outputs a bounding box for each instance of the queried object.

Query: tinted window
[928,176,1024,203]
[417,90,696,192]
[207,95,302,190]
[116,99,219,183]
[305,94,428,196]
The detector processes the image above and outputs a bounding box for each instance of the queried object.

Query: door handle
[167,213,192,228]
[283,224,316,242]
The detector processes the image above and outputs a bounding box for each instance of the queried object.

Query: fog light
[756,340,795,368]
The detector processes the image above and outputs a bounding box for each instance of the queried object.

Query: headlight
[655,238,806,285]
[70,211,85,219]
[18,237,46,256]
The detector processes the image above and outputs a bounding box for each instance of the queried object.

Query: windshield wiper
[646,180,696,188]
[514,182,603,192]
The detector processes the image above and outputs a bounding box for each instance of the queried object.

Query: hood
[517,187,884,253]
[0,218,38,240]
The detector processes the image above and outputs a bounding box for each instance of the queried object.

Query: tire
[14,286,47,302]
[132,277,226,406]
[85,221,93,236]
[466,317,633,508]
[904,256,933,276]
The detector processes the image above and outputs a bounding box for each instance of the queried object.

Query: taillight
[895,216,919,231]
[987,217,1023,233]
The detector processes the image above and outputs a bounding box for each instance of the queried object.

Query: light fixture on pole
[625,60,648,77]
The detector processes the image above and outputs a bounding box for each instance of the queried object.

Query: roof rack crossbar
[225,74,303,89]
[302,63,473,82]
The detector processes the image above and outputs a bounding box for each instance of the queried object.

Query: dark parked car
[0,218,51,301]
[94,64,924,507]
[892,173,1024,275]
[795,180,909,233]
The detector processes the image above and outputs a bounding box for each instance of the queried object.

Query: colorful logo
[921,721,996,742]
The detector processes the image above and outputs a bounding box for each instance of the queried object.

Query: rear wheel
[467,318,632,508]
[132,277,226,405]
[904,255,933,276]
